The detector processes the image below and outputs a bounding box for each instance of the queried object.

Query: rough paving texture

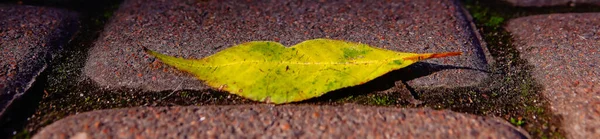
[34,104,529,138]
[0,5,78,117]
[84,0,490,93]
[503,0,600,7]
[507,13,600,138]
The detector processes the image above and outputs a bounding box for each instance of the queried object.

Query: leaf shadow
[302,62,490,103]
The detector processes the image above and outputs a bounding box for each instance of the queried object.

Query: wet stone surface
[507,13,600,138]
[34,104,529,138]
[503,0,600,7]
[83,0,491,93]
[0,4,78,117]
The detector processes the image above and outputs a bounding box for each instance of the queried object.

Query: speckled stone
[0,5,78,117]
[83,0,490,93]
[507,13,600,138]
[503,0,600,7]
[34,105,529,138]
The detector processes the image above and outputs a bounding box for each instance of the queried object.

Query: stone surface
[507,13,600,138]
[34,104,529,138]
[0,5,78,117]
[503,0,600,7]
[83,0,490,93]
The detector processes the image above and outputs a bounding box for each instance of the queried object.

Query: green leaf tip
[144,39,461,104]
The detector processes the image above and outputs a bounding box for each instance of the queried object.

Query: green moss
[486,16,505,26]
[510,117,526,127]
[12,129,30,139]
[336,95,355,103]
[180,91,191,98]
[368,95,394,106]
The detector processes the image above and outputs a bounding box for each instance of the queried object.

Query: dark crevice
[0,68,46,138]
[402,80,419,100]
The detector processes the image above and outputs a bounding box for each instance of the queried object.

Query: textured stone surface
[507,13,600,138]
[0,5,78,117]
[34,105,529,138]
[503,0,600,7]
[83,0,490,93]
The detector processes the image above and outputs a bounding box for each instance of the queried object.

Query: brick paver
[83,0,491,94]
[507,13,600,138]
[34,105,529,138]
[503,0,600,7]
[0,4,78,117]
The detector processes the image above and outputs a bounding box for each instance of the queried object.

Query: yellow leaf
[144,39,461,104]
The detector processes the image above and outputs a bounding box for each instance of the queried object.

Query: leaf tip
[404,51,462,61]
[142,46,159,58]
[430,52,462,58]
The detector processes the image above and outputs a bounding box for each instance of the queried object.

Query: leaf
[144,39,461,104]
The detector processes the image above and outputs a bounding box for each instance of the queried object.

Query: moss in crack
[511,117,526,127]
[12,129,30,139]
[464,0,552,137]
[366,95,394,106]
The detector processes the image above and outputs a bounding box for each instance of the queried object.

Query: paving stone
[83,0,490,93]
[34,104,529,138]
[503,0,600,7]
[0,5,78,117]
[507,13,600,138]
